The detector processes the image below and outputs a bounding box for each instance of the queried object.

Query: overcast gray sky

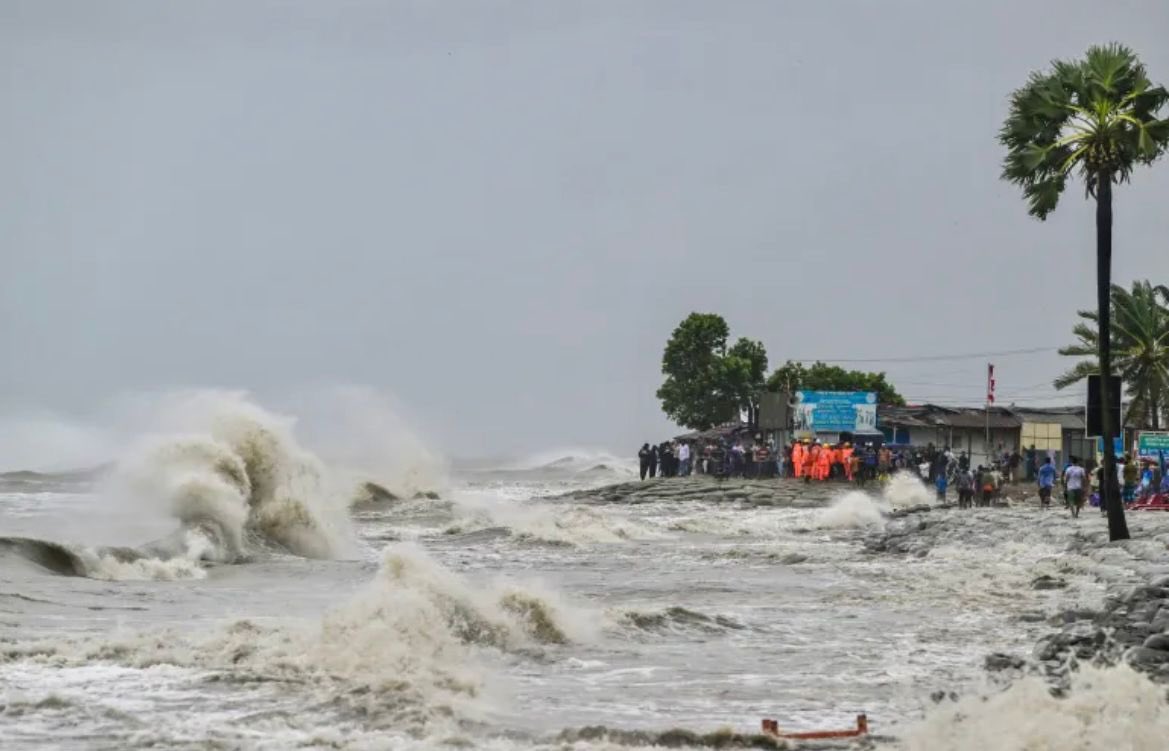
[2,0,1169,464]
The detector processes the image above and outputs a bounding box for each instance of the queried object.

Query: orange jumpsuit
[842,447,855,480]
[806,445,820,479]
[792,443,805,478]
[815,445,831,481]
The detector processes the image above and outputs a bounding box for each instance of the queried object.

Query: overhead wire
[781,346,1059,364]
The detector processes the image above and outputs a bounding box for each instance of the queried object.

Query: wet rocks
[1034,622,1108,662]
[1030,575,1068,590]
[1126,646,1169,668]
[863,517,936,557]
[984,652,1026,672]
[552,477,840,509]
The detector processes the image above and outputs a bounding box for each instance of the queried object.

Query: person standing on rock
[862,443,878,486]
[638,444,652,481]
[1122,457,1139,504]
[1037,456,1056,510]
[648,444,658,478]
[815,442,831,481]
[678,441,691,477]
[1063,457,1087,518]
[977,466,995,507]
[956,467,974,508]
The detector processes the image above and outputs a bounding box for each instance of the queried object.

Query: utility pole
[986,363,995,465]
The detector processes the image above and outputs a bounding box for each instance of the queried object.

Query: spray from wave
[814,472,931,529]
[896,664,1169,750]
[3,391,449,580]
[883,471,932,508]
[106,394,356,566]
[816,491,890,529]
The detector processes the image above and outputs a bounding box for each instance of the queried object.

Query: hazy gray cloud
[3,0,1168,462]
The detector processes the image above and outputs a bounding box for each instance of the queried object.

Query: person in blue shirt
[935,471,947,503]
[1037,457,1057,510]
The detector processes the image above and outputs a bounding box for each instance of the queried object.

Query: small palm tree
[1001,44,1169,541]
[1055,281,1169,429]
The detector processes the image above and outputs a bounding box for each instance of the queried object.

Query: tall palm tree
[1001,44,1169,541]
[1055,281,1169,430]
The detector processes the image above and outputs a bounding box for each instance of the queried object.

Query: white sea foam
[894,664,1169,750]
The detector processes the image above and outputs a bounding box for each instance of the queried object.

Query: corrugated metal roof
[878,404,1020,429]
[1008,407,1086,430]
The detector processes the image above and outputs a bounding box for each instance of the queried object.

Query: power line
[783,347,1059,364]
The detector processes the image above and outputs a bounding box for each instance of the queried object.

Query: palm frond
[1002,44,1169,218]
[1054,360,1098,390]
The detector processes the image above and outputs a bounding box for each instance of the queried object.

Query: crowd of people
[1038,453,1169,517]
[638,437,781,480]
[637,434,1169,522]
[637,436,986,490]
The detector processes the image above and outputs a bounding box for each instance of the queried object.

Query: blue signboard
[1095,436,1124,457]
[792,391,877,433]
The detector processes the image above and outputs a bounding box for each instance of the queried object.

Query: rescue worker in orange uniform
[841,443,855,481]
[805,442,820,482]
[815,442,831,481]
[792,440,805,479]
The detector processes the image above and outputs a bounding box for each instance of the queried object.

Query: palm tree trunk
[1097,174,1129,541]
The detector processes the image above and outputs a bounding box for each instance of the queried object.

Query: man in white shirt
[1063,457,1087,518]
[678,442,691,477]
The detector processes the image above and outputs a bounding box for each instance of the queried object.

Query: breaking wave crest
[115,398,355,562]
[6,394,376,580]
[0,535,210,581]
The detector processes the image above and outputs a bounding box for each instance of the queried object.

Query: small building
[877,404,1022,466]
[1006,406,1090,468]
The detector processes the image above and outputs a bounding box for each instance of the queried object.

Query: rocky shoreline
[554,476,849,507]
[560,475,1169,692]
[866,503,1169,688]
[555,474,1169,696]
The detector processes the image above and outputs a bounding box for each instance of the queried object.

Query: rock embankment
[865,505,1169,684]
[552,477,841,507]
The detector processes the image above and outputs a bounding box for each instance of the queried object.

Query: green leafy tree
[1001,43,1169,541]
[1055,280,1169,429]
[766,361,906,406]
[656,314,768,430]
[725,338,770,427]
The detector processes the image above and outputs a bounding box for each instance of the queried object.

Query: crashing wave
[6,397,365,580]
[1,545,581,732]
